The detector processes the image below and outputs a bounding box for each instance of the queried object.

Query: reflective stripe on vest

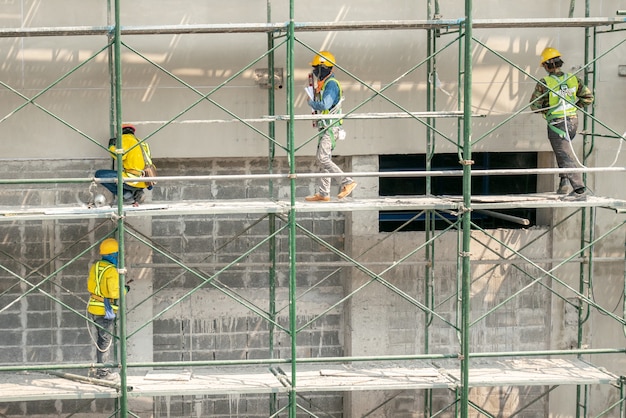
[89,261,118,311]
[545,73,579,121]
[320,78,343,128]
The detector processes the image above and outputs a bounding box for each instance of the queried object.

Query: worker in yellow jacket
[87,237,124,380]
[95,124,152,206]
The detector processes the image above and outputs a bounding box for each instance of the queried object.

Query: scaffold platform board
[0,359,619,402]
[0,193,624,222]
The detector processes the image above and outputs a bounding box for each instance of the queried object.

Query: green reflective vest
[544,73,579,121]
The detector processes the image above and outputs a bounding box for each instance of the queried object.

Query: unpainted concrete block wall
[342,157,552,417]
[0,155,557,416]
[0,156,350,417]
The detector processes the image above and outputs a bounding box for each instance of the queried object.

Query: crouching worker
[95,124,154,206]
[87,238,128,380]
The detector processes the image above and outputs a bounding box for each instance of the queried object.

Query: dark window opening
[379,153,537,232]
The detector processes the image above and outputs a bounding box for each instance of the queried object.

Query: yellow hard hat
[100,238,119,255]
[540,47,561,64]
[310,51,336,67]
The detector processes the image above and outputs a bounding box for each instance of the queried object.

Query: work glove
[108,137,117,147]
[125,285,131,293]
[103,298,116,320]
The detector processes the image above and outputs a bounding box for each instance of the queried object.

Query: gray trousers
[547,117,584,191]
[91,314,114,374]
[315,127,353,196]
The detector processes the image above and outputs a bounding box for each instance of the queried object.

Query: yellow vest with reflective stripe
[544,73,579,120]
[320,78,343,128]
[87,261,119,316]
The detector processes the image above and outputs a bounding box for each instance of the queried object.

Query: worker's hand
[108,137,117,147]
[125,285,131,293]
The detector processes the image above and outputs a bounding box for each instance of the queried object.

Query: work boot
[561,188,588,201]
[337,182,357,199]
[96,369,119,380]
[305,193,330,202]
[122,191,135,205]
[556,178,570,194]
[133,189,145,204]
[98,371,120,382]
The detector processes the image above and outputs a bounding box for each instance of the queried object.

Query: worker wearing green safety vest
[305,51,357,202]
[530,47,594,200]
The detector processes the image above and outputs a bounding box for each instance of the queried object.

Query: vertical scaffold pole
[424,1,440,415]
[266,1,279,415]
[287,1,298,417]
[577,2,594,415]
[113,0,129,415]
[460,0,473,417]
[107,0,115,144]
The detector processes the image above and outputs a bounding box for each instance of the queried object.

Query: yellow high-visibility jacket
[108,133,149,189]
[87,260,120,316]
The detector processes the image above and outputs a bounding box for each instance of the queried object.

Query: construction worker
[529,47,594,199]
[305,51,357,202]
[87,237,125,380]
[95,124,152,206]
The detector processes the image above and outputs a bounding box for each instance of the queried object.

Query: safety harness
[544,73,579,138]
[317,77,344,149]
[88,261,118,313]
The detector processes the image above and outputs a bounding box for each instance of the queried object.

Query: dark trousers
[547,117,584,191]
[95,169,143,199]
[90,314,114,374]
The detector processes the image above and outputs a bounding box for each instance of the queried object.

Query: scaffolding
[1,1,626,417]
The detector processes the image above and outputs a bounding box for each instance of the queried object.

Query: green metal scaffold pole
[113,0,129,416]
[287,0,298,416]
[266,1,279,416]
[460,0,473,416]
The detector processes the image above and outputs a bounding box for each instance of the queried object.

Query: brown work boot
[305,193,330,202]
[556,178,570,194]
[337,182,357,199]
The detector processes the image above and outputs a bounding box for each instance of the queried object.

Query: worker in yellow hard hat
[529,47,594,200]
[95,124,155,206]
[305,51,357,202]
[86,237,128,380]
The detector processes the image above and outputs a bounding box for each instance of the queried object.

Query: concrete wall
[0,153,621,417]
[346,156,555,417]
[1,1,626,417]
[0,156,347,417]
[1,1,624,159]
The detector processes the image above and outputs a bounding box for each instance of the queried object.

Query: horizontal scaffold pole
[0,348,623,373]
[1,17,625,38]
[270,111,482,120]
[132,111,482,126]
[0,166,623,186]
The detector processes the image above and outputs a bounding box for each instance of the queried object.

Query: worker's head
[122,124,136,135]
[99,238,119,255]
[540,47,563,72]
[310,51,335,79]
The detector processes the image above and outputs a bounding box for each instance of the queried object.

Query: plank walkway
[0,359,618,401]
[0,193,624,222]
